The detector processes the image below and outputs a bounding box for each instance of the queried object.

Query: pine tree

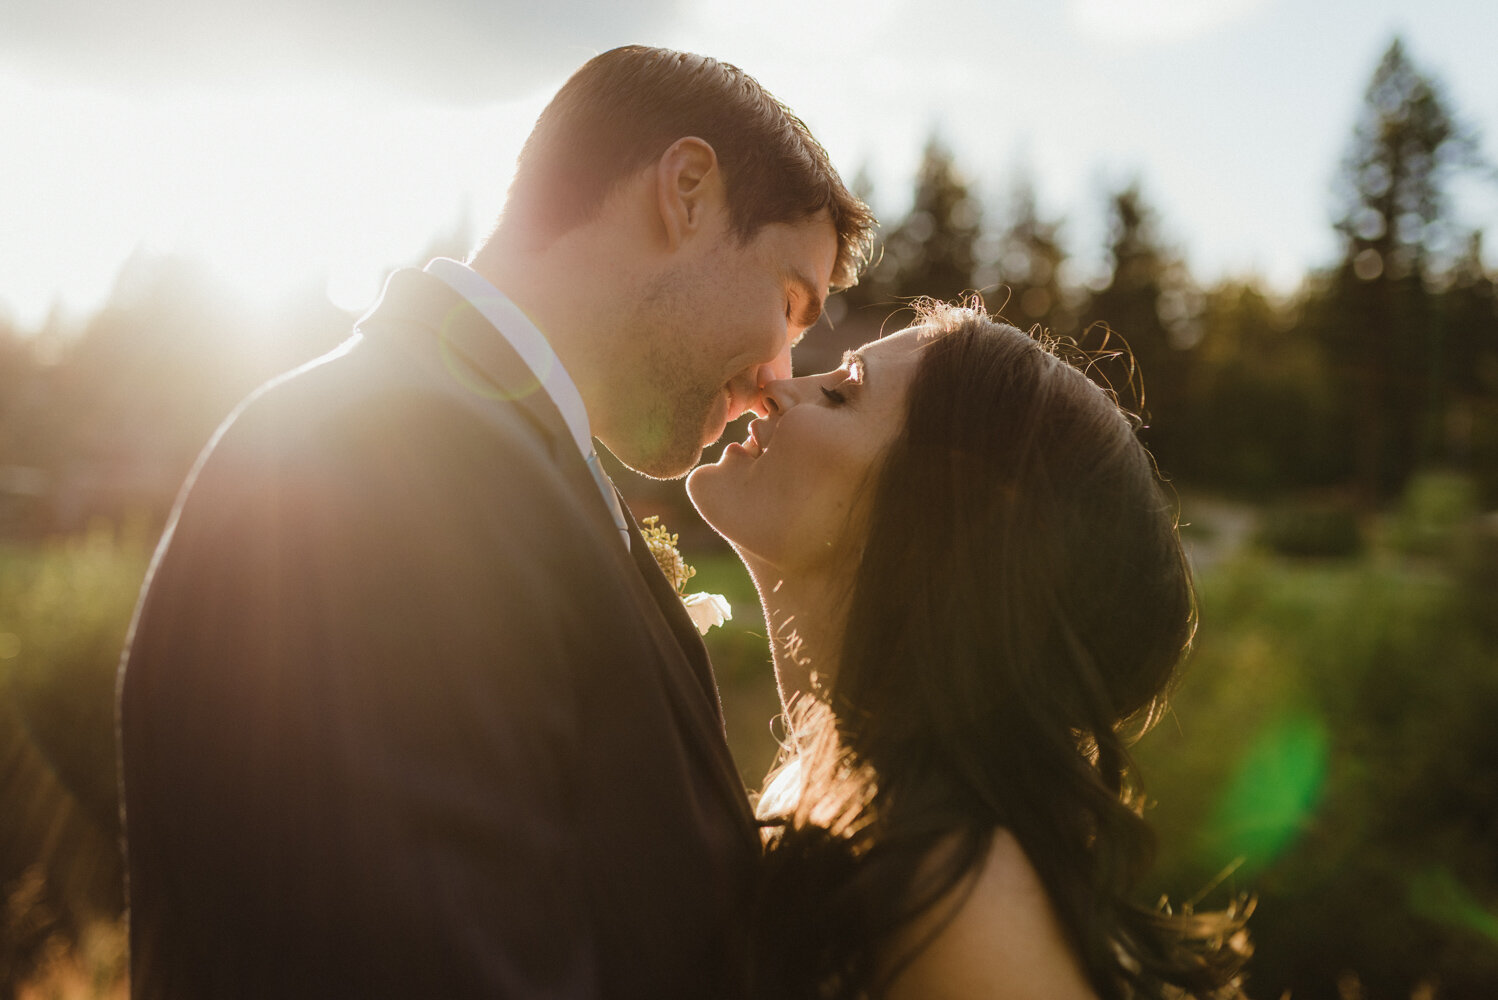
[1331,36,1484,499]
[986,173,1073,335]
[1436,232,1498,495]
[877,135,981,305]
[835,163,887,319]
[1080,181,1196,469]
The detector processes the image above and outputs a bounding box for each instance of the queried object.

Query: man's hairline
[510,139,859,285]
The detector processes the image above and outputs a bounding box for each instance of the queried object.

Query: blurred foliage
[1,523,152,836]
[1256,494,1365,558]
[1078,181,1200,467]
[1135,482,1498,998]
[0,253,349,538]
[1384,467,1482,557]
[983,170,1078,336]
[855,134,982,309]
[0,526,150,992]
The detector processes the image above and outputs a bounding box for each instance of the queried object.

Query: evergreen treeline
[833,37,1496,515]
[3,39,1495,537]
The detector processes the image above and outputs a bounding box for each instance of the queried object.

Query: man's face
[606,208,839,479]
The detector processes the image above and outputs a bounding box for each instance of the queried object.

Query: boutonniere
[640,516,732,635]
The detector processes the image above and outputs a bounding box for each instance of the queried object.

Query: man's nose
[758,377,794,417]
[746,345,794,418]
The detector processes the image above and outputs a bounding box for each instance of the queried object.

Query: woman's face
[686,325,927,577]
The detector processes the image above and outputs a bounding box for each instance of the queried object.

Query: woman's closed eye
[820,385,848,405]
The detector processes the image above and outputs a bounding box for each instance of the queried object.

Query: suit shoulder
[200,337,557,489]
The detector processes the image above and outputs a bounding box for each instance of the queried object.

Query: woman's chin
[684,464,726,525]
[684,461,711,500]
[685,466,751,551]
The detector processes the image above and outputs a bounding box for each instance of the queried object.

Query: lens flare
[1409,866,1498,944]
[438,302,544,403]
[1204,711,1329,873]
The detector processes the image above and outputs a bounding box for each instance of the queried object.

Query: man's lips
[705,386,738,446]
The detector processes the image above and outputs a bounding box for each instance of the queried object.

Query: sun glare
[0,72,536,329]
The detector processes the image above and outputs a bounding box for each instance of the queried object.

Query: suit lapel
[620,499,758,840]
[357,270,613,539]
[358,270,756,837]
[620,501,721,710]
[360,270,576,457]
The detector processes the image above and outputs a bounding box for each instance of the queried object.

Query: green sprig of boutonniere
[640,516,732,635]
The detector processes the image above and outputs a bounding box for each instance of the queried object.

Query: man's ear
[656,137,725,250]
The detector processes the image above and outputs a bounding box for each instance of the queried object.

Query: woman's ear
[655,137,726,250]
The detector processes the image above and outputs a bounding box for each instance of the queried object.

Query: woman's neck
[742,555,848,711]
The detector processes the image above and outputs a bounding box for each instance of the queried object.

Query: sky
[2,0,1496,332]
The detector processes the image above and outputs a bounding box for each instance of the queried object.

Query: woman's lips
[746,417,773,457]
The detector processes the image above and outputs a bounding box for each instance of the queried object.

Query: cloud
[2,0,683,102]
[1068,0,1272,45]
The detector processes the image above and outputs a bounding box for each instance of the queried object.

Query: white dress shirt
[424,258,630,549]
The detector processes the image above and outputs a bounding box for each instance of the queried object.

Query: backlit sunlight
[0,72,540,327]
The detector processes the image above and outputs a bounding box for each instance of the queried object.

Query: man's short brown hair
[504,45,875,290]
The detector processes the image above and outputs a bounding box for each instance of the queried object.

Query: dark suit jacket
[118,270,760,999]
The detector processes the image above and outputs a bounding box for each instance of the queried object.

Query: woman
[687,302,1250,999]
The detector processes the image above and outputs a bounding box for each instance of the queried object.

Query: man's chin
[615,441,703,482]
[605,400,724,480]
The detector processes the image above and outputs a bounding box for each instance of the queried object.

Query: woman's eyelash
[820,386,847,405]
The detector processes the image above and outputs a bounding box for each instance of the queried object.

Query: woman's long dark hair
[754,304,1251,999]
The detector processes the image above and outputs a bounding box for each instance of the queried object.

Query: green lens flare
[1204,711,1329,874]
[438,303,544,403]
[1410,866,1498,944]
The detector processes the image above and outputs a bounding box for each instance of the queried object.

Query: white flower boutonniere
[681,592,732,634]
[640,516,732,635]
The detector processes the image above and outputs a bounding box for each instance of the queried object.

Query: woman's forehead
[859,323,933,358]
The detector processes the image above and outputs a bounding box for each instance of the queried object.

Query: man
[118,45,873,999]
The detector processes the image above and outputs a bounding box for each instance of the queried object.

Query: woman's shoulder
[880,828,1099,1000]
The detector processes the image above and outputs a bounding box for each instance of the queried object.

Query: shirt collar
[423,257,594,462]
